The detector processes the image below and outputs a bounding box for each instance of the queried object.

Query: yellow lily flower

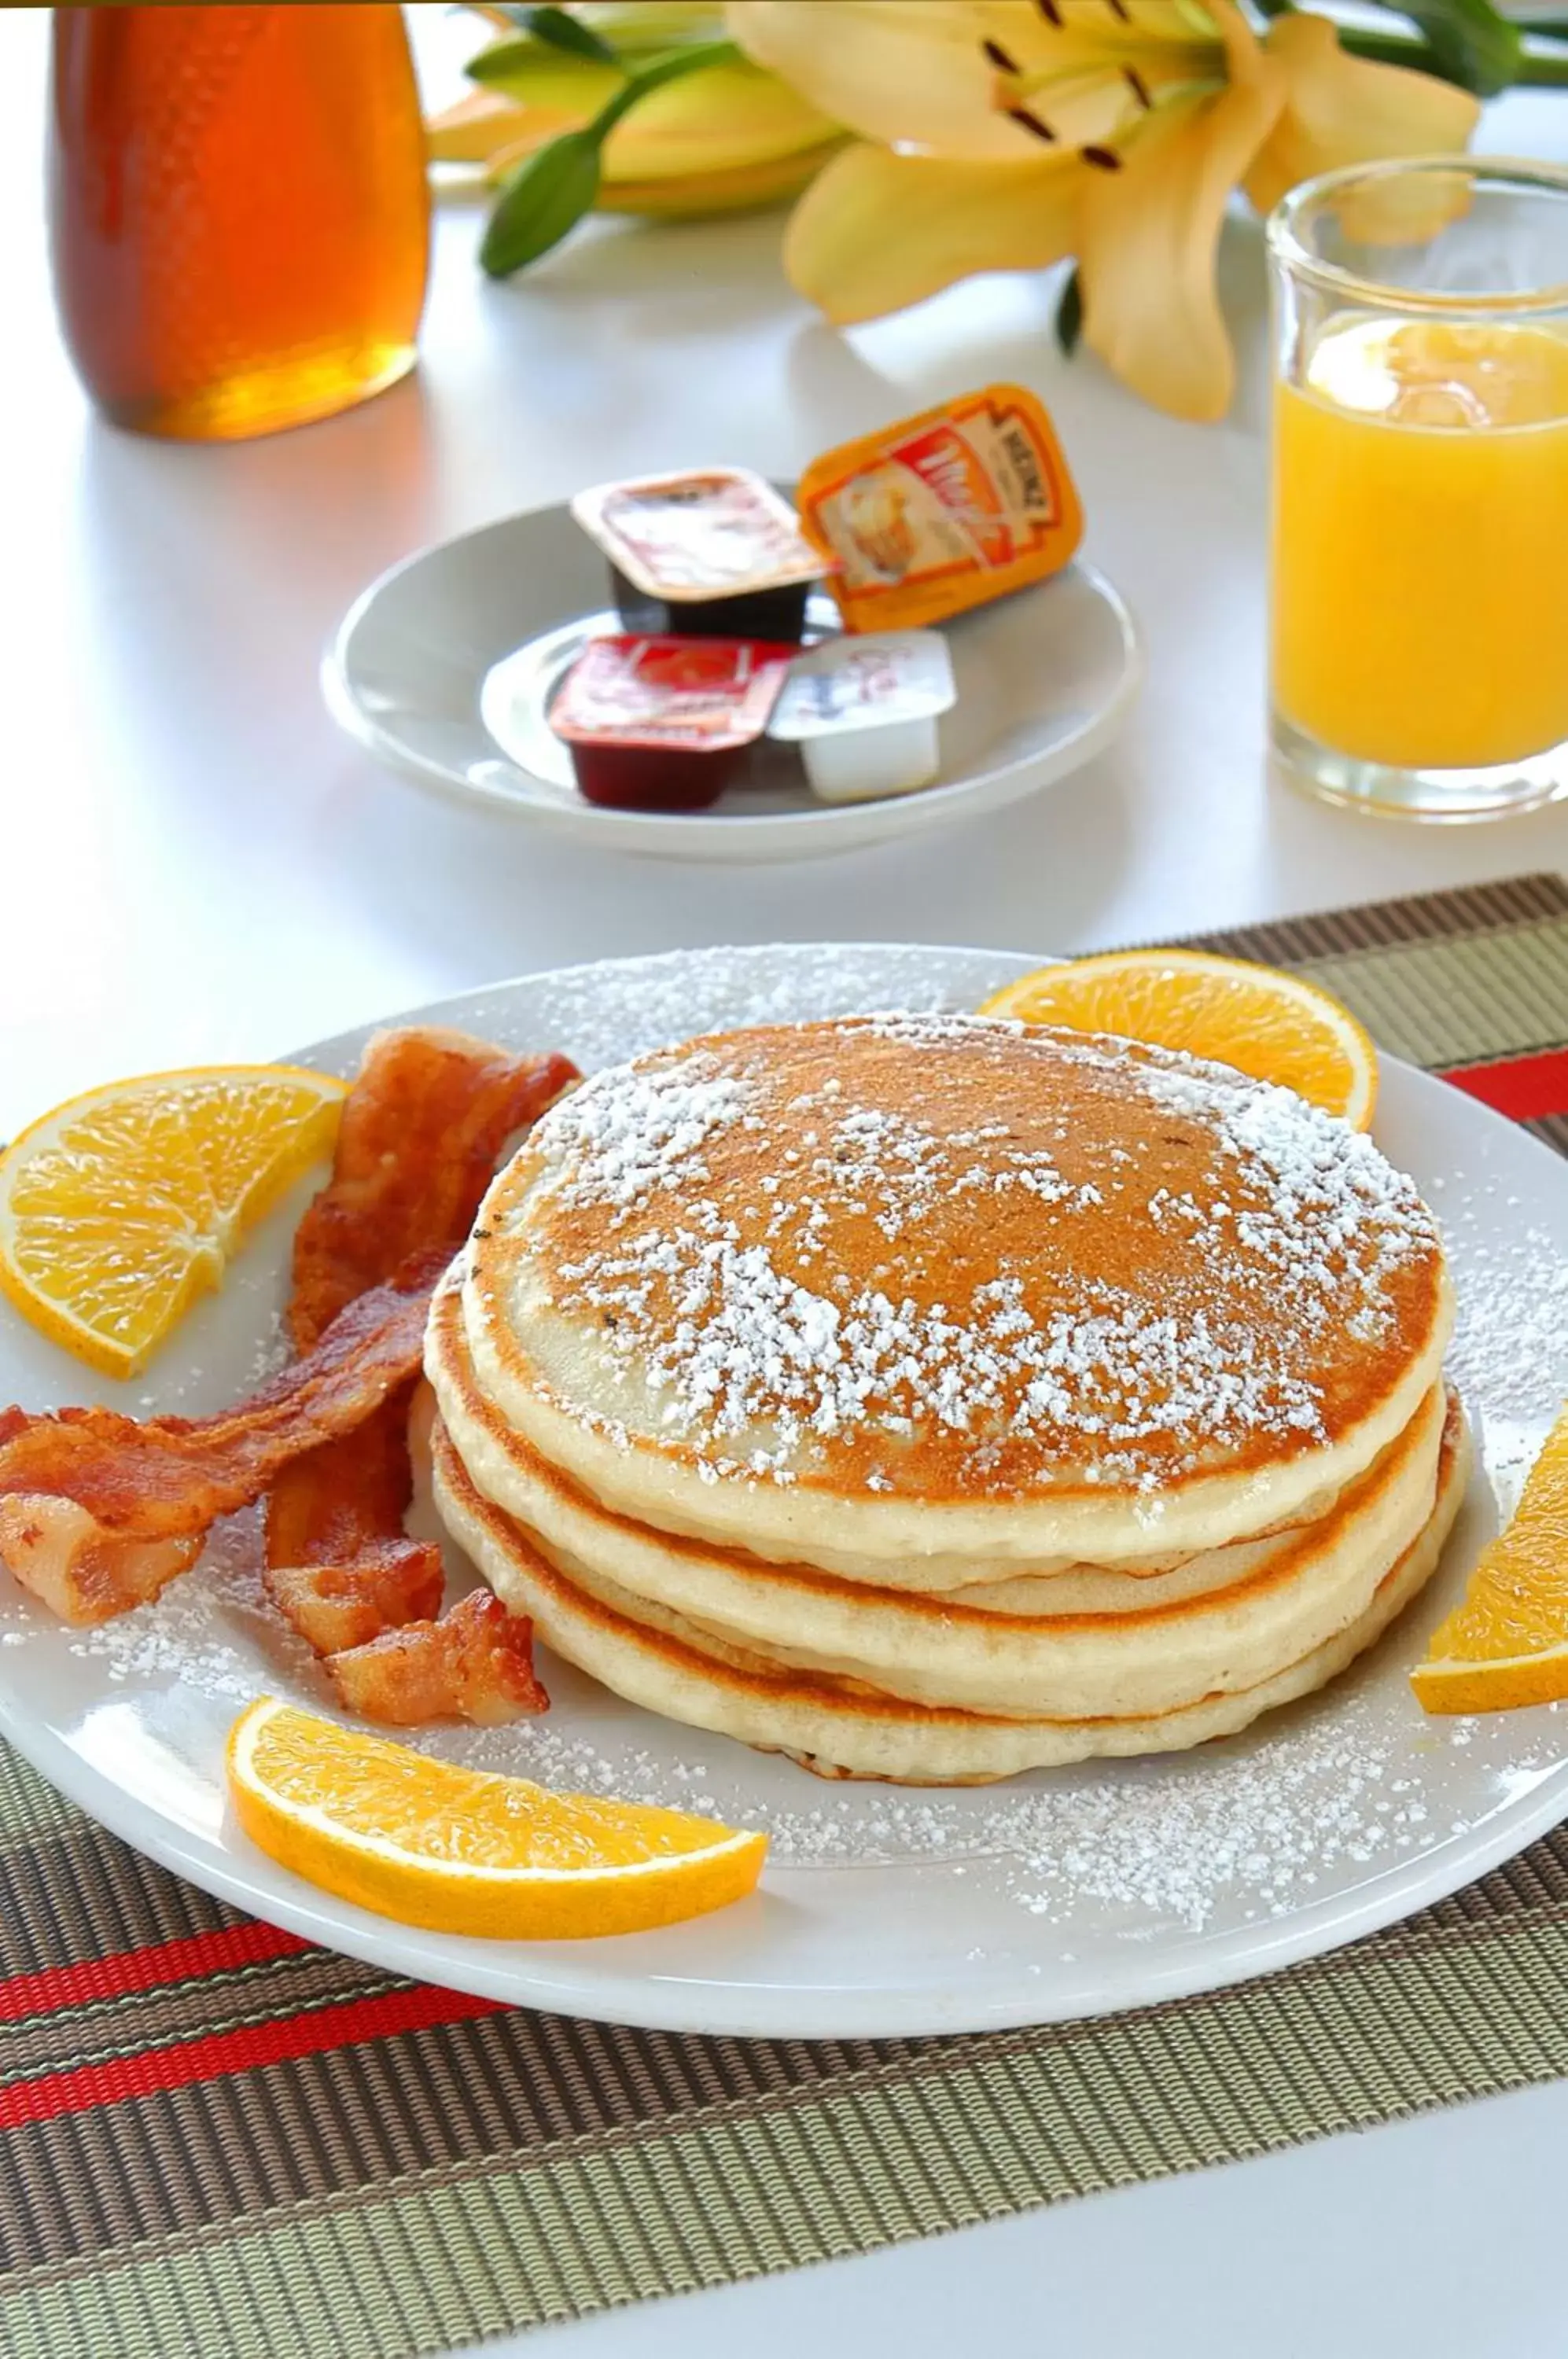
[729,0,1479,421]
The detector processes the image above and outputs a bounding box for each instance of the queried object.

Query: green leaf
[1055,266,1083,358]
[467,37,623,93]
[480,129,603,276]
[477,34,742,278]
[1382,0,1521,95]
[1517,46,1568,85]
[513,6,618,63]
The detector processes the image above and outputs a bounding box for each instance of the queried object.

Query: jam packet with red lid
[795,385,1083,633]
[549,634,797,811]
[572,467,827,643]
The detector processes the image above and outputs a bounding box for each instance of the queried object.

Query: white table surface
[2,9,1566,2355]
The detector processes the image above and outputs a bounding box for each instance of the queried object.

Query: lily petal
[973,1,1223,146]
[600,140,844,216]
[731,2,1044,157]
[427,90,545,167]
[972,0,1225,75]
[784,140,1080,324]
[605,58,840,178]
[1246,13,1480,219]
[1080,9,1283,420]
[731,0,1216,160]
[731,2,1237,158]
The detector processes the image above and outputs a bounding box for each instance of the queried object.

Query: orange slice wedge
[227,1697,769,1939]
[0,1064,348,1378]
[978,948,1378,1128]
[1412,1410,1568,1714]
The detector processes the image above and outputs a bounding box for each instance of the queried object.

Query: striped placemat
[6,871,1568,2359]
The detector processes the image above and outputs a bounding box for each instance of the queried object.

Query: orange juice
[1272,318,1568,769]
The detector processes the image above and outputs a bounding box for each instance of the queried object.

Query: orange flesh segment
[227,1697,767,1939]
[978,949,1378,1129]
[0,1066,347,1377]
[1412,1409,1568,1714]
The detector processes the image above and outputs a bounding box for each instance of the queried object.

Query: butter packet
[768,631,955,804]
[795,385,1083,633]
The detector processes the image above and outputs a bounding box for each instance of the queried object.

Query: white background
[2,9,1566,2353]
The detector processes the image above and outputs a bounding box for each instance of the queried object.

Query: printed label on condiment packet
[795,385,1083,632]
[550,635,795,751]
[769,631,955,804]
[571,469,825,603]
[770,631,955,739]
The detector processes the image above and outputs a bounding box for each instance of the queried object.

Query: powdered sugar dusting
[550,1053,757,1216]
[60,1507,302,1704]
[519,1014,1440,1489]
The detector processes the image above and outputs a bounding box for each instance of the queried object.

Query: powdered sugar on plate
[58,1507,312,1706]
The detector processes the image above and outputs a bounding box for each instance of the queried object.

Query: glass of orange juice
[1268,158,1568,821]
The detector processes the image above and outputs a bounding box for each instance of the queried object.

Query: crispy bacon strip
[326,1588,548,1727]
[266,1379,438,1596]
[287,1028,578,1353]
[0,1509,203,1631]
[265,1029,576,1695]
[0,1031,575,1654]
[263,1546,445,1655]
[0,1271,435,1626]
[263,1375,444,1648]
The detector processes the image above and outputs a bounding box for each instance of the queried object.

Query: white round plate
[2,944,1566,2041]
[322,505,1142,862]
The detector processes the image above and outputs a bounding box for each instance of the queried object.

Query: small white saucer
[323,502,1143,863]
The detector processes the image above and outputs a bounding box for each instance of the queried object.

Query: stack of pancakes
[427,1015,1464,1784]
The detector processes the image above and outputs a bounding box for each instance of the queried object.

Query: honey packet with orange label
[795,385,1084,634]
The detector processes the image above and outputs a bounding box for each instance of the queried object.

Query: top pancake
[458,1014,1451,1566]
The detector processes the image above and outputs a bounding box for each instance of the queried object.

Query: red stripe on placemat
[0,1919,311,2024]
[1441,1046,1568,1120]
[0,1978,502,2129]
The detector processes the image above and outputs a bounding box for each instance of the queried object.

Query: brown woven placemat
[5,872,1568,2359]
